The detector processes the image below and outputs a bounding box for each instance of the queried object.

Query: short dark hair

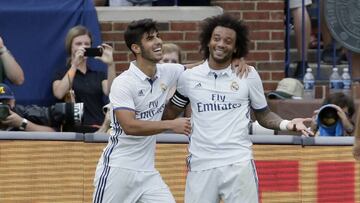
[199,14,249,60]
[124,18,158,55]
[323,92,355,117]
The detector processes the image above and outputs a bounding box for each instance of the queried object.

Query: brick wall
[99,0,286,92]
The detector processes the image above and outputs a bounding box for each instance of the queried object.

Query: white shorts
[185,160,259,203]
[289,0,312,9]
[93,164,175,203]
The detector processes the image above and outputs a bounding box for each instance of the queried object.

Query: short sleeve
[109,76,135,111]
[247,67,268,111]
[176,70,189,98]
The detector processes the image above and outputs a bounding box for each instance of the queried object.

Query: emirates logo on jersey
[230,81,239,91]
[160,83,167,92]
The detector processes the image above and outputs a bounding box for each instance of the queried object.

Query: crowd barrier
[0,132,358,203]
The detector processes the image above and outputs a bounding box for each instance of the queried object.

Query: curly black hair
[199,14,249,60]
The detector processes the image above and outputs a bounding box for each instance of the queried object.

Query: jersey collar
[129,61,160,82]
[204,60,233,78]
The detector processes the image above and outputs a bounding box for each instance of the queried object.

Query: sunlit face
[139,31,163,63]
[208,26,236,66]
[160,51,179,64]
[71,34,91,58]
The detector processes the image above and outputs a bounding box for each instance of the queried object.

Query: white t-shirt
[99,62,184,171]
[175,61,267,171]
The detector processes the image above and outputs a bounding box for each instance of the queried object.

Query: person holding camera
[0,83,56,132]
[52,25,116,132]
[0,36,25,85]
[310,92,355,136]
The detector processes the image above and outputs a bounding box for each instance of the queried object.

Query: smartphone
[84,48,103,57]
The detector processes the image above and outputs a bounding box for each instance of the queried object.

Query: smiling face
[138,31,163,63]
[208,26,236,69]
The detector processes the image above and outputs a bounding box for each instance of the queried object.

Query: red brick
[257,62,285,71]
[257,2,284,11]
[271,11,284,20]
[185,32,199,41]
[113,53,128,61]
[114,43,128,52]
[263,82,278,91]
[115,62,130,72]
[160,32,184,41]
[249,31,270,41]
[113,23,128,31]
[186,52,203,61]
[246,21,284,30]
[271,71,285,80]
[102,32,123,41]
[246,52,270,61]
[243,11,270,20]
[271,31,285,40]
[171,22,198,31]
[177,42,200,51]
[257,41,284,50]
[259,72,270,80]
[271,51,285,61]
[100,22,112,31]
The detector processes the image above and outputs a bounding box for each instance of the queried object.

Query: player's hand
[231,57,250,78]
[171,117,191,136]
[287,118,314,137]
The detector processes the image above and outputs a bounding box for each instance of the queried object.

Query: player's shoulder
[246,66,261,79]
[157,63,184,72]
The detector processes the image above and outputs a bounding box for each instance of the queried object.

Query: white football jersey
[100,62,184,171]
[176,61,267,171]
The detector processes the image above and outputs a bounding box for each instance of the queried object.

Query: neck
[208,57,231,70]
[135,57,157,78]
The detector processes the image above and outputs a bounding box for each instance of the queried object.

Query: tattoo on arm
[253,107,283,130]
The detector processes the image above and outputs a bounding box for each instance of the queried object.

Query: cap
[0,83,14,100]
[267,78,304,99]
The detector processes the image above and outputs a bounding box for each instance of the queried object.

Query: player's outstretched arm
[115,109,191,136]
[254,107,313,136]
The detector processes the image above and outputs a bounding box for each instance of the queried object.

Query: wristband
[279,120,290,131]
[0,46,7,55]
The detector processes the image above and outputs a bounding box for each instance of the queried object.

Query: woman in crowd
[52,25,116,132]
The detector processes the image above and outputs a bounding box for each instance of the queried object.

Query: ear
[131,44,141,55]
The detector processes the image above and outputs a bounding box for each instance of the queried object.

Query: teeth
[154,48,161,52]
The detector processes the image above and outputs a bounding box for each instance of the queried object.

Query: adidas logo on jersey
[138,90,145,96]
[194,82,202,88]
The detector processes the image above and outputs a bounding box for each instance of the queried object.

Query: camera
[84,48,103,57]
[50,102,84,126]
[0,103,9,120]
[317,104,339,127]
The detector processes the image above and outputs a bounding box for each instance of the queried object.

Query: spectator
[0,83,55,132]
[310,92,355,136]
[289,0,312,78]
[109,0,154,6]
[0,36,25,85]
[160,43,182,64]
[163,14,313,203]
[52,25,116,132]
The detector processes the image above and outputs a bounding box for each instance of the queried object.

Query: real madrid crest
[230,81,239,91]
[160,83,167,92]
